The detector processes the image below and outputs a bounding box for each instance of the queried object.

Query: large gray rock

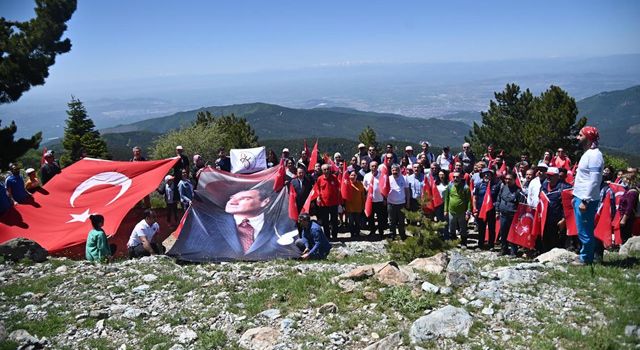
[493,267,540,285]
[364,331,402,350]
[535,248,578,264]
[410,305,473,342]
[239,327,280,350]
[620,236,640,256]
[445,271,468,288]
[446,251,476,274]
[409,252,449,274]
[0,238,48,263]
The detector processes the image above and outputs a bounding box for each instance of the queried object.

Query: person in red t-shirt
[316,164,342,239]
[449,162,471,184]
[551,148,572,170]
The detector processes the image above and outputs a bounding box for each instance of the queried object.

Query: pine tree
[466,84,586,164]
[0,121,41,170]
[358,125,378,150]
[61,97,109,166]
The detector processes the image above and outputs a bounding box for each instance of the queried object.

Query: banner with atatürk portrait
[168,165,300,262]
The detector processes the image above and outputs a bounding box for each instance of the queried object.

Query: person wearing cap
[572,126,604,265]
[552,148,572,170]
[354,143,370,165]
[164,175,179,226]
[296,150,309,170]
[40,150,61,185]
[333,152,343,166]
[405,146,417,165]
[418,141,435,165]
[5,164,31,204]
[173,146,190,202]
[473,168,500,249]
[526,162,548,207]
[281,148,290,161]
[24,168,41,194]
[436,146,453,172]
[456,142,476,174]
[540,167,572,253]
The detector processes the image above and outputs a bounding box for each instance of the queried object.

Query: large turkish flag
[0,157,178,254]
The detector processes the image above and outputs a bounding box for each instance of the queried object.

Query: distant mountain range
[575,85,640,154]
[102,103,471,146]
[99,85,640,159]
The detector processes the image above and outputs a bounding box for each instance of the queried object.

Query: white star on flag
[67,209,92,223]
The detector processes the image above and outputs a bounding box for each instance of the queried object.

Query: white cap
[462,142,471,148]
[358,143,366,148]
[282,148,290,153]
[421,141,431,147]
[164,175,174,181]
[334,152,342,158]
[546,167,559,175]
[536,161,549,169]
[25,168,35,174]
[405,146,413,151]
[176,145,183,150]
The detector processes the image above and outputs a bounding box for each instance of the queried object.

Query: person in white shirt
[526,162,548,207]
[363,161,387,235]
[572,126,604,265]
[387,164,411,239]
[127,209,162,258]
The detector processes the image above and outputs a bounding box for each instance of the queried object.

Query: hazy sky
[2,0,639,83]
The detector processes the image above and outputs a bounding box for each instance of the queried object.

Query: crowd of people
[2,126,639,264]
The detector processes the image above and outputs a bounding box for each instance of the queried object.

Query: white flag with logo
[230,146,267,174]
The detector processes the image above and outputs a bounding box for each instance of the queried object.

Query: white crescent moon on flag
[69,172,132,207]
[523,213,535,220]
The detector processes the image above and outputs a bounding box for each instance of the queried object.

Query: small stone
[624,325,638,337]
[280,318,295,332]
[338,279,357,292]
[364,291,378,301]
[142,273,158,283]
[132,284,150,293]
[371,332,380,339]
[409,305,473,342]
[421,281,440,294]
[318,302,338,314]
[259,309,281,320]
[458,297,469,304]
[168,345,184,350]
[75,313,89,320]
[481,307,494,315]
[239,327,280,350]
[89,310,109,319]
[439,287,453,295]
[468,300,484,309]
[364,331,401,350]
[123,307,147,319]
[174,326,198,344]
[446,271,468,288]
[96,319,105,331]
[8,329,39,345]
[55,265,68,273]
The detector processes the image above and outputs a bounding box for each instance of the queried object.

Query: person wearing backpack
[443,171,472,246]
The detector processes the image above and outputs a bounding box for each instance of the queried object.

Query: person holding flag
[474,168,500,250]
[316,164,341,240]
[540,167,572,252]
[363,161,388,236]
[572,126,604,266]
[443,171,472,245]
[496,173,526,256]
[387,164,411,240]
[526,162,548,207]
[344,171,366,238]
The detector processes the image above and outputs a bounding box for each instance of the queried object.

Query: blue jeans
[572,196,599,263]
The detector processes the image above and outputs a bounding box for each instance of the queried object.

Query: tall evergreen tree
[61,97,109,166]
[358,125,378,150]
[0,121,41,170]
[466,84,585,163]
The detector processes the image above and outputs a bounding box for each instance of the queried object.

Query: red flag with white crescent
[532,191,549,237]
[430,176,443,208]
[0,158,179,255]
[307,140,318,173]
[478,184,494,221]
[379,158,391,197]
[364,180,374,217]
[594,190,614,247]
[301,182,319,214]
[273,161,286,192]
[288,182,299,221]
[422,176,433,213]
[322,153,340,173]
[507,203,538,249]
[340,161,352,200]
[561,189,578,236]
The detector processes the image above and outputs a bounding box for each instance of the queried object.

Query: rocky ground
[1,234,640,350]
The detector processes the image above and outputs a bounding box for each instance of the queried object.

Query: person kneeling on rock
[86,214,116,262]
[127,209,165,258]
[295,213,331,260]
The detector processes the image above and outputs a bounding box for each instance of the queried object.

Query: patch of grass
[197,330,229,349]
[0,274,65,297]
[140,332,172,349]
[229,270,359,316]
[81,338,114,350]
[378,285,437,319]
[0,341,19,350]
[5,308,73,338]
[325,252,391,265]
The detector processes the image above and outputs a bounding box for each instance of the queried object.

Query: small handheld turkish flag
[0,158,179,254]
[507,203,538,249]
[340,161,352,200]
[478,183,494,220]
[561,189,578,236]
[364,180,374,217]
[301,182,319,214]
[307,140,319,173]
[288,182,299,221]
